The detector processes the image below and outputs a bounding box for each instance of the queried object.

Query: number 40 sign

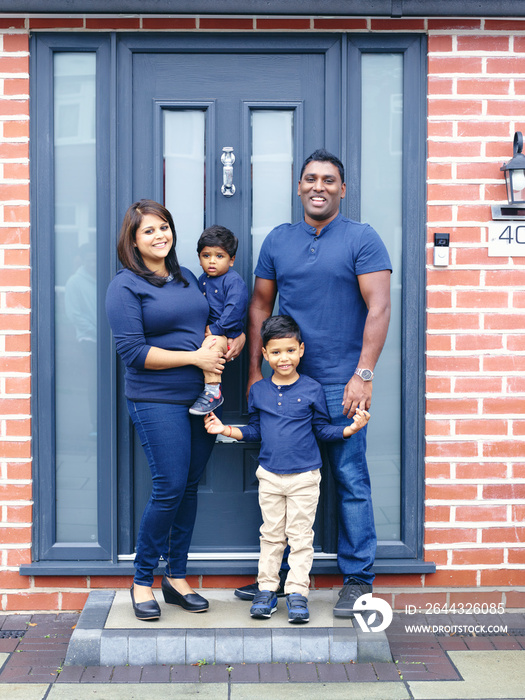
[488,221,525,257]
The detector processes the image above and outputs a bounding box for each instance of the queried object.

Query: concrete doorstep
[64,589,392,666]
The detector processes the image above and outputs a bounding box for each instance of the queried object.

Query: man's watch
[354,368,374,381]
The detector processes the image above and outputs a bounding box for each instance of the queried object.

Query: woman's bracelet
[226,425,233,437]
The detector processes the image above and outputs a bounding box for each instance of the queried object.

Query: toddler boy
[189,225,248,415]
[204,315,369,623]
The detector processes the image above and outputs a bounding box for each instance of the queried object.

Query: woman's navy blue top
[105,267,209,404]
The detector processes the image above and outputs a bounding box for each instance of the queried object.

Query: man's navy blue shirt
[240,374,347,474]
[198,268,248,338]
[254,213,392,384]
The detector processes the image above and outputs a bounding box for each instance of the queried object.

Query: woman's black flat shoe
[130,586,161,620]
[161,574,209,612]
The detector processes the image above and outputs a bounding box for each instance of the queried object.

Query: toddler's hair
[197,225,238,257]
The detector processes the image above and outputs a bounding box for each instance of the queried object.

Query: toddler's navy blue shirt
[240,374,347,474]
[198,268,248,338]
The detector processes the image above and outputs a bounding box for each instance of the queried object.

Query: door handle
[221,147,236,197]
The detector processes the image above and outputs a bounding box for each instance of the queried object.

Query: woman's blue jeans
[322,384,376,585]
[127,400,217,587]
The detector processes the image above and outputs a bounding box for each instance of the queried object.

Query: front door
[119,35,342,558]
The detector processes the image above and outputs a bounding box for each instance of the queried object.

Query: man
[239,149,391,617]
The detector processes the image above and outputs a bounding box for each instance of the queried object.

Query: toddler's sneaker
[250,590,278,619]
[286,593,309,624]
[189,388,224,415]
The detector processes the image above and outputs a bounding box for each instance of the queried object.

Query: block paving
[0,612,523,689]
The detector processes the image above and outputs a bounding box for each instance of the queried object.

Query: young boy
[204,315,369,624]
[189,225,249,415]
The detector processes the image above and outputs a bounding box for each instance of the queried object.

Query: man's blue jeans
[323,384,376,585]
[127,400,216,587]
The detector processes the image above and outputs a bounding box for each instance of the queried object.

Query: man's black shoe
[234,569,287,600]
[333,577,372,618]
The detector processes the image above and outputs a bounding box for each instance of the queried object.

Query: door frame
[26,31,434,577]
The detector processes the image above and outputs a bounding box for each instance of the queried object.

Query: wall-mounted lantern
[500,131,525,206]
[490,131,525,254]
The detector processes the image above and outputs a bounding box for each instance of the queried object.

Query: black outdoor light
[500,131,525,206]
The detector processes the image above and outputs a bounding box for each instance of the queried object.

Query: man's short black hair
[299,148,345,183]
[197,225,238,257]
[261,315,302,348]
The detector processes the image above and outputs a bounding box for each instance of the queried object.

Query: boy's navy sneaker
[250,590,278,618]
[235,569,287,600]
[189,388,224,415]
[286,593,309,624]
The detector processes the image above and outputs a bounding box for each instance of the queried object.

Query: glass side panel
[251,110,294,275]
[360,53,403,541]
[54,53,98,542]
[164,110,206,277]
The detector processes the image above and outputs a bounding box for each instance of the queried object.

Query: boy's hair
[299,148,345,183]
[261,315,302,348]
[197,225,238,257]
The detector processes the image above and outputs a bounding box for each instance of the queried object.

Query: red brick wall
[424,19,525,609]
[0,14,523,611]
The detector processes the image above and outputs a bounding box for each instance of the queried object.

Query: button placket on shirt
[309,228,320,256]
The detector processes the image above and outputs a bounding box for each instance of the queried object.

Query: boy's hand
[204,411,226,435]
[342,408,370,439]
[351,408,370,433]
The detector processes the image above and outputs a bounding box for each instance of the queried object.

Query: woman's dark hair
[197,224,238,257]
[261,315,302,348]
[299,148,345,183]
[117,199,188,287]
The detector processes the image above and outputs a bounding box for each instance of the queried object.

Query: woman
[106,199,228,620]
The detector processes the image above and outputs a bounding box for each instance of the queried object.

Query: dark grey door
[124,35,341,555]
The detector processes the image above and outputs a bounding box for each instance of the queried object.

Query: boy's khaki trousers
[256,466,321,598]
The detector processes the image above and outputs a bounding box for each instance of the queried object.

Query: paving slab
[230,683,410,699]
[106,588,336,629]
[47,683,229,698]
[409,650,525,700]
[0,685,50,700]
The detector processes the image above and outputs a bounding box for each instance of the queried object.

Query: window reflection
[164,110,206,277]
[251,111,293,274]
[54,53,98,542]
[361,53,403,541]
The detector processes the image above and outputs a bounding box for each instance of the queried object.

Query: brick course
[0,13,523,611]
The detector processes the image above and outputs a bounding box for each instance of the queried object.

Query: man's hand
[246,368,263,399]
[224,332,246,362]
[342,374,372,417]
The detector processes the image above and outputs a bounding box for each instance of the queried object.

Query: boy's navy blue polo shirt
[198,268,248,338]
[254,213,392,384]
[239,374,347,474]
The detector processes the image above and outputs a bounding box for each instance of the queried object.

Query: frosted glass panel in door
[251,110,294,274]
[361,53,403,541]
[164,110,205,277]
[54,53,98,542]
